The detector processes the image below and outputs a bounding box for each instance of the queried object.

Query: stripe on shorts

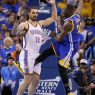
[24,49,29,73]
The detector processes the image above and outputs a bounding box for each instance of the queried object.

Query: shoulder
[18,21,29,30]
[1,66,8,71]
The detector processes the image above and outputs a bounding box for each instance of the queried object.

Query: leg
[17,74,32,95]
[58,64,70,94]
[28,72,40,95]
[35,47,55,65]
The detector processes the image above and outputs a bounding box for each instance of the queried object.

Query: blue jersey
[51,13,81,68]
[60,13,81,56]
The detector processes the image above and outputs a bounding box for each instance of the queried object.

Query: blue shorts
[51,41,77,69]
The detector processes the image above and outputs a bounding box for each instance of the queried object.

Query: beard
[31,16,37,21]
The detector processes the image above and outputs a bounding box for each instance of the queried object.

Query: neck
[5,46,11,49]
[28,19,36,23]
[9,65,14,69]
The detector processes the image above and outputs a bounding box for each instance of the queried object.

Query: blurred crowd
[0,0,95,95]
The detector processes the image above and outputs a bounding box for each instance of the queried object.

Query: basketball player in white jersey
[16,0,57,95]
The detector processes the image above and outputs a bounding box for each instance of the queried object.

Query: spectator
[12,34,19,44]
[90,63,95,95]
[12,43,22,63]
[0,4,7,25]
[4,31,11,37]
[84,19,95,50]
[91,0,95,19]
[81,0,92,18]
[2,1,12,16]
[12,0,20,13]
[6,15,15,31]
[72,20,86,71]
[1,55,18,94]
[0,37,15,66]
[0,32,4,50]
[17,1,27,17]
[1,23,8,37]
[74,59,92,95]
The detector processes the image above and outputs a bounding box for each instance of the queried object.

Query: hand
[47,0,55,5]
[84,85,91,92]
[50,32,56,38]
[90,83,95,88]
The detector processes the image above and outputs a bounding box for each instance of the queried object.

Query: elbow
[52,16,57,20]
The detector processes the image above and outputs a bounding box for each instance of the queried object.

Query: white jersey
[23,21,43,52]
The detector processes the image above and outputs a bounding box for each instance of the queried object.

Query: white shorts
[19,49,41,75]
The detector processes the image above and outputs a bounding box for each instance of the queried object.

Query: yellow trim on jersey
[69,20,74,32]
[51,43,58,57]
[59,57,70,69]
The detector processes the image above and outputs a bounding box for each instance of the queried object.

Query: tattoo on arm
[17,26,26,35]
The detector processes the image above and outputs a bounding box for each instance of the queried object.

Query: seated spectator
[74,59,92,95]
[2,1,12,16]
[0,4,7,25]
[12,34,19,44]
[91,0,95,19]
[81,0,92,18]
[84,19,95,50]
[0,37,15,66]
[17,1,28,17]
[6,15,15,31]
[72,20,86,70]
[0,32,4,50]
[12,0,20,13]
[0,23,8,37]
[90,62,95,95]
[1,55,18,94]
[12,43,22,63]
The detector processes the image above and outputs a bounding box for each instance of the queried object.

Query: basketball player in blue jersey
[34,0,83,95]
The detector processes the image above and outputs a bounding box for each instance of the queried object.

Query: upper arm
[38,17,55,27]
[63,20,74,33]
[58,20,74,41]
[75,0,83,15]
[17,22,28,35]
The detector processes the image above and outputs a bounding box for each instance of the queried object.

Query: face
[0,34,2,40]
[29,9,38,21]
[64,6,75,18]
[19,16,26,23]
[9,16,15,24]
[90,64,95,74]
[4,39,12,47]
[8,59,14,66]
[12,35,19,42]
[1,24,7,31]
[5,32,10,37]
[16,44,22,51]
[21,2,27,8]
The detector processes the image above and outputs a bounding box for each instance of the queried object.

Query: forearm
[12,20,19,33]
[51,3,57,20]
[88,37,95,46]
[76,0,83,14]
